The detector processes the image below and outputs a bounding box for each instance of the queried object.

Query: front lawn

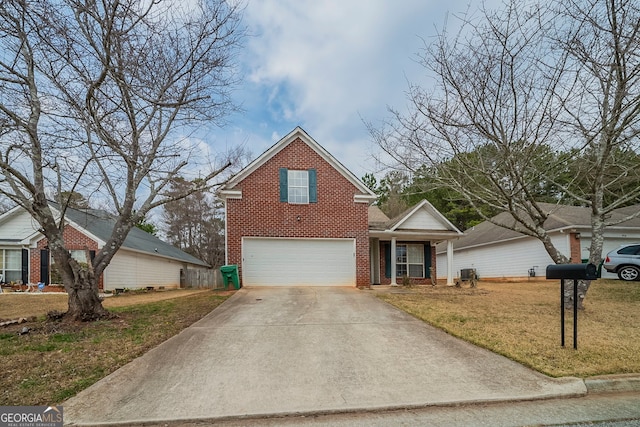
[0,290,232,406]
[376,279,640,377]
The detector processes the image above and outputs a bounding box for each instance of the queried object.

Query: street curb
[584,374,640,394]
[62,394,590,427]
[67,377,634,426]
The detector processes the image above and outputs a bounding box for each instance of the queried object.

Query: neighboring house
[220,127,462,287]
[436,203,640,280]
[0,204,209,291]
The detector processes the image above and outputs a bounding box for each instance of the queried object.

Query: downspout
[223,198,229,266]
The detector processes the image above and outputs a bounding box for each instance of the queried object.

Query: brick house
[220,127,462,287]
[368,200,463,286]
[0,204,209,291]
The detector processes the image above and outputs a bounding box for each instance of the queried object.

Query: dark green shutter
[384,244,391,278]
[21,249,29,284]
[424,244,431,278]
[279,168,288,202]
[308,169,317,203]
[40,249,50,285]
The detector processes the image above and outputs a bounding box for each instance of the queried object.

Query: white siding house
[0,204,209,291]
[105,249,190,289]
[436,203,640,281]
[437,233,570,280]
[0,210,39,240]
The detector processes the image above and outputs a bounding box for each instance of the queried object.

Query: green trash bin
[220,265,240,289]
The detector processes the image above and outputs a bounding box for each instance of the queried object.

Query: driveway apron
[64,287,585,425]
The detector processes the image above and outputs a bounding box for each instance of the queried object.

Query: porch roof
[368,201,463,242]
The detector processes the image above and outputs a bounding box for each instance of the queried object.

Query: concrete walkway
[64,287,586,425]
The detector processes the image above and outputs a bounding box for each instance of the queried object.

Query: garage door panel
[242,238,355,286]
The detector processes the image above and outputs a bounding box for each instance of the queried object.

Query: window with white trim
[0,249,22,283]
[396,244,424,278]
[288,170,309,204]
[50,250,90,284]
[280,168,317,204]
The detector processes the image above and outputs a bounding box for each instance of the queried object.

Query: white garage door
[242,238,356,286]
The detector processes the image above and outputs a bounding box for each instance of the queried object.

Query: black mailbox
[545,263,598,280]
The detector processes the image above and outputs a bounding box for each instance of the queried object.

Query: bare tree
[162,177,225,269]
[0,0,244,320]
[376,171,410,218]
[553,0,640,272]
[369,0,572,261]
[369,0,640,304]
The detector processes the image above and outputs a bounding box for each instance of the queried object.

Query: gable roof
[368,199,462,239]
[0,204,208,267]
[388,200,462,233]
[221,127,376,201]
[61,205,209,267]
[368,205,390,228]
[446,203,640,251]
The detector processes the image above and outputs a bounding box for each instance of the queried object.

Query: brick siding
[31,225,104,290]
[569,232,582,263]
[226,138,370,287]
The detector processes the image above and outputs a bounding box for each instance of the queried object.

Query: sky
[204,0,488,181]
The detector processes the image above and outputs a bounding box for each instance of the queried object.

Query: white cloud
[213,0,503,179]
[243,1,430,128]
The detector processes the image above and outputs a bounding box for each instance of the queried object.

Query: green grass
[0,290,232,406]
[50,333,81,343]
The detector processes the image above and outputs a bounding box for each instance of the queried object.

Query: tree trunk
[562,196,607,310]
[563,279,589,310]
[64,259,111,321]
[539,231,570,264]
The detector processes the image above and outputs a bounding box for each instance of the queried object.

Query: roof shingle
[59,205,209,267]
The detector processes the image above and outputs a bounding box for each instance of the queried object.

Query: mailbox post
[545,263,598,349]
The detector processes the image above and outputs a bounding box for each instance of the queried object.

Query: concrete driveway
[64,287,585,425]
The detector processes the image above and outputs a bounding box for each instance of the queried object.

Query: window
[69,250,88,264]
[0,249,22,283]
[279,168,317,204]
[396,244,424,278]
[288,170,309,204]
[618,245,640,255]
[50,250,90,284]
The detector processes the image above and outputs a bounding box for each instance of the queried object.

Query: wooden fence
[181,268,227,290]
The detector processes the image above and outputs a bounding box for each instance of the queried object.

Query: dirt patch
[0,289,224,321]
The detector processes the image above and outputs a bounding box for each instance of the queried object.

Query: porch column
[390,237,397,286]
[446,240,454,286]
[370,238,380,285]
